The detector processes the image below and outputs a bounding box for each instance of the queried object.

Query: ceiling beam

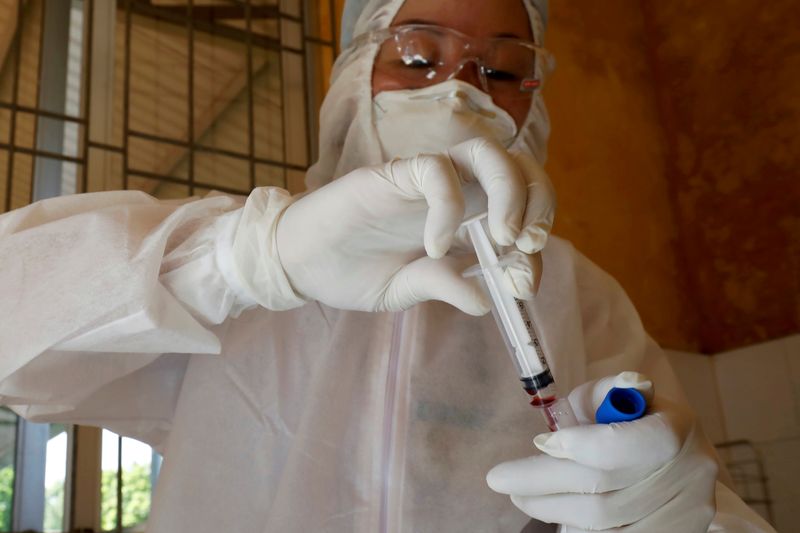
[116,0,282,51]
[147,2,279,22]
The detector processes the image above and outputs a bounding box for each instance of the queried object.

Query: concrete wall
[713,335,800,530]
[665,349,726,443]
[667,334,800,532]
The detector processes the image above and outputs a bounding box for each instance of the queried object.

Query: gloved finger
[486,453,643,497]
[556,472,720,533]
[568,372,655,424]
[509,150,556,254]
[532,410,688,472]
[392,153,466,259]
[510,490,653,531]
[560,493,716,533]
[498,250,542,300]
[447,138,526,247]
[511,434,717,531]
[382,254,491,315]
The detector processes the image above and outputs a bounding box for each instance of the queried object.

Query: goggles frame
[350,23,554,95]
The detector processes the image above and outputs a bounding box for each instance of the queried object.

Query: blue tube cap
[595,387,647,424]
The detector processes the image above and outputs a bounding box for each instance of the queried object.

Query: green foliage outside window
[44,478,65,531]
[0,464,151,532]
[101,464,151,531]
[0,466,13,531]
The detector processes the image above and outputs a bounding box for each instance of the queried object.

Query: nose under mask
[372,79,519,160]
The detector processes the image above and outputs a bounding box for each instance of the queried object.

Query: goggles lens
[371,25,552,100]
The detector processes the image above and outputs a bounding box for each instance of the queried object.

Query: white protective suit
[0,0,775,532]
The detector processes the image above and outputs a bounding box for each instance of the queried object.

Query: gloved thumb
[382,254,491,315]
[499,250,543,300]
[567,371,655,425]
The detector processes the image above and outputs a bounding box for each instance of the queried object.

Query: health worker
[0,0,776,531]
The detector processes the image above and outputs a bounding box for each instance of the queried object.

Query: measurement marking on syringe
[515,298,549,368]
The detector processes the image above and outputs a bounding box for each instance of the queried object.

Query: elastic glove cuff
[226,187,307,311]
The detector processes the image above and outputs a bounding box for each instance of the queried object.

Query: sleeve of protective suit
[569,245,776,532]
[0,187,300,448]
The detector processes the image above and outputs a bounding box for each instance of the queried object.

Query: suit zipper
[379,311,404,533]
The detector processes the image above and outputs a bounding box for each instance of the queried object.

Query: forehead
[391,0,533,41]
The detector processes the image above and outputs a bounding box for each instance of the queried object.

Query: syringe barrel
[466,219,549,379]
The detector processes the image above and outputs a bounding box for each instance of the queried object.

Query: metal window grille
[0,0,337,211]
[715,440,775,525]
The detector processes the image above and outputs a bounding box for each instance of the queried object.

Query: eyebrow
[494,32,523,39]
[392,19,523,39]
[393,18,438,26]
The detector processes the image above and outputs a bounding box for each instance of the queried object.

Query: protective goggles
[352,24,554,100]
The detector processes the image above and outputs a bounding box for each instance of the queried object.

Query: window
[1,0,337,208]
[44,424,69,533]
[0,412,72,532]
[101,430,160,532]
[0,408,16,531]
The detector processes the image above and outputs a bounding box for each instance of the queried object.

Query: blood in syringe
[525,388,559,431]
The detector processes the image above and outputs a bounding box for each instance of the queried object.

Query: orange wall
[641,0,800,352]
[544,1,698,350]
[543,0,799,352]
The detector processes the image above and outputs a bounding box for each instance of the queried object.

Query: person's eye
[401,55,434,68]
[485,68,520,81]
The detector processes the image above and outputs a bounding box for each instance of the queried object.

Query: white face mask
[373,79,518,160]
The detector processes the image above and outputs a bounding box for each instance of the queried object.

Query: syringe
[464,214,649,430]
[463,214,578,431]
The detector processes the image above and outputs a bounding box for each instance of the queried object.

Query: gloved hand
[233,137,555,313]
[487,372,719,532]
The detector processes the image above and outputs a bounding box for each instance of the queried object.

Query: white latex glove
[487,372,719,532]
[259,137,555,313]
